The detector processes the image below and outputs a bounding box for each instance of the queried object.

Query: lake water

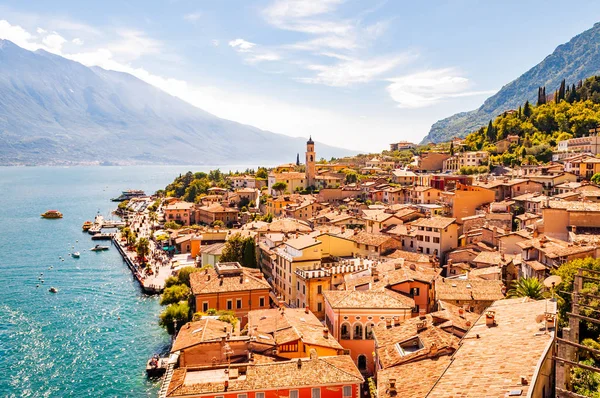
[0,165,253,397]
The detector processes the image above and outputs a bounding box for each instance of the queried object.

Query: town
[113,133,600,398]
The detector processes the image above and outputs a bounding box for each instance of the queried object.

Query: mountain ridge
[421,22,600,144]
[0,39,355,166]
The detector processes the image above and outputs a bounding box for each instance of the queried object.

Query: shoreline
[112,235,163,295]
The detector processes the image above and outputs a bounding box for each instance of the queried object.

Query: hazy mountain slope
[0,40,354,165]
[422,22,600,144]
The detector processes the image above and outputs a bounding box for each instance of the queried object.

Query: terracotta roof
[200,242,226,256]
[547,200,600,212]
[247,308,343,350]
[384,250,430,263]
[166,356,363,396]
[285,235,321,250]
[427,298,556,398]
[411,217,456,229]
[515,235,596,258]
[190,267,271,295]
[377,356,452,398]
[323,289,414,310]
[258,218,312,233]
[348,231,392,246]
[472,251,508,265]
[435,279,505,302]
[198,203,238,213]
[165,202,194,210]
[171,318,233,352]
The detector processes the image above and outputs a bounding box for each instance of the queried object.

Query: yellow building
[273,235,322,306]
[265,195,295,216]
[580,157,600,179]
[440,183,495,223]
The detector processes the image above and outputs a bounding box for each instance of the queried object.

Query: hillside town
[119,135,600,398]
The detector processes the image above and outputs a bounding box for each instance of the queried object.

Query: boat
[90,245,110,251]
[111,189,146,202]
[49,287,58,293]
[41,210,63,219]
[82,221,93,231]
[72,252,80,258]
[91,233,114,240]
[146,355,168,377]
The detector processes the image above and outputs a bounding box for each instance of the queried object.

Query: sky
[0,1,599,152]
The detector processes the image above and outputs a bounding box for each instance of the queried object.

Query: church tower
[305,136,316,188]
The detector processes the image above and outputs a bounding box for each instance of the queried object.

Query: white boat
[72,252,80,258]
[90,245,109,252]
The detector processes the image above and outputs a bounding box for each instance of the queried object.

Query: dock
[113,236,164,294]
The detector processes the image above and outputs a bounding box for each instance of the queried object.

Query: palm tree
[507,277,548,300]
[148,211,158,230]
[136,237,151,262]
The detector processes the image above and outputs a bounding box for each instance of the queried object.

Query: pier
[113,235,169,294]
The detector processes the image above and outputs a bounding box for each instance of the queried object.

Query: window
[426,248,430,254]
[236,299,242,309]
[353,324,363,340]
[312,388,321,398]
[317,302,322,312]
[202,301,209,312]
[256,394,265,398]
[396,336,424,356]
[357,355,367,370]
[259,297,265,307]
[341,323,351,340]
[317,285,322,294]
[425,236,431,242]
[412,305,420,313]
[411,287,420,297]
[343,386,352,398]
[227,300,233,310]
[238,395,248,398]
[365,323,374,340]
[433,237,440,244]
[290,391,299,398]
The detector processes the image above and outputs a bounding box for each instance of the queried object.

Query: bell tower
[305,136,316,188]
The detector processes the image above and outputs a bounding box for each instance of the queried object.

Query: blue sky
[0,0,599,151]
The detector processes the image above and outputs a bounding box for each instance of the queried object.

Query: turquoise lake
[0,165,254,397]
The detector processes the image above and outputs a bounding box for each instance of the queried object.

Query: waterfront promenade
[114,207,185,294]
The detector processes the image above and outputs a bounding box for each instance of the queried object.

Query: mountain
[422,22,600,144]
[0,40,354,165]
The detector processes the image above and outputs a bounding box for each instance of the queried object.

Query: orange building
[190,262,271,327]
[164,202,195,226]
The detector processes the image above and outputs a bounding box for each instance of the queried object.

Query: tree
[212,220,225,228]
[160,284,191,305]
[242,238,257,268]
[449,141,454,156]
[272,182,287,195]
[136,237,150,260]
[220,233,246,263]
[164,221,182,229]
[256,167,268,179]
[485,120,496,142]
[558,79,566,102]
[592,173,600,185]
[122,227,137,247]
[176,266,202,287]
[523,100,532,117]
[506,277,547,299]
[159,302,190,334]
[296,153,300,166]
[148,211,158,230]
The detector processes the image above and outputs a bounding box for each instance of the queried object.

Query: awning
[162,246,175,251]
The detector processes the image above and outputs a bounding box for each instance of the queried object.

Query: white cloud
[386,68,496,108]
[107,29,161,60]
[72,37,84,45]
[36,27,46,34]
[298,53,415,87]
[0,19,37,50]
[42,32,66,52]
[228,38,256,52]
[263,0,344,20]
[183,12,202,22]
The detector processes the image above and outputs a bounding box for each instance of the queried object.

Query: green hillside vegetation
[463,76,600,166]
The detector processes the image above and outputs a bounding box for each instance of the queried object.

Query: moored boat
[82,220,93,231]
[90,245,110,251]
[91,233,114,240]
[41,210,63,219]
[72,252,80,258]
[111,189,145,202]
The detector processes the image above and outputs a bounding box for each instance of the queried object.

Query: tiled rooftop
[190,266,271,295]
[323,288,414,310]
[435,279,505,302]
[171,318,233,352]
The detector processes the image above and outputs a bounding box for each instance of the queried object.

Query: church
[267,136,318,195]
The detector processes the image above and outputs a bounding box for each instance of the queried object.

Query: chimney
[458,308,464,315]
[388,379,397,397]
[207,274,211,281]
[416,321,427,332]
[386,318,392,329]
[240,275,244,284]
[520,376,528,386]
[323,328,329,339]
[485,310,496,327]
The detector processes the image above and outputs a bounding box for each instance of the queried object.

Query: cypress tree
[558,79,566,101]
[486,120,495,142]
[296,153,300,166]
[517,105,522,118]
[537,87,543,105]
[450,141,454,156]
[542,86,546,102]
[554,90,559,104]
[523,101,532,118]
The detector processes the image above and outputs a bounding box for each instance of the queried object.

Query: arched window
[357,354,367,370]
[353,323,363,340]
[365,323,375,340]
[341,323,351,340]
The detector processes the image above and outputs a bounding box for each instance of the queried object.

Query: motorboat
[49,287,58,293]
[91,233,114,240]
[72,252,80,258]
[41,210,63,219]
[82,221,93,231]
[90,245,109,251]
